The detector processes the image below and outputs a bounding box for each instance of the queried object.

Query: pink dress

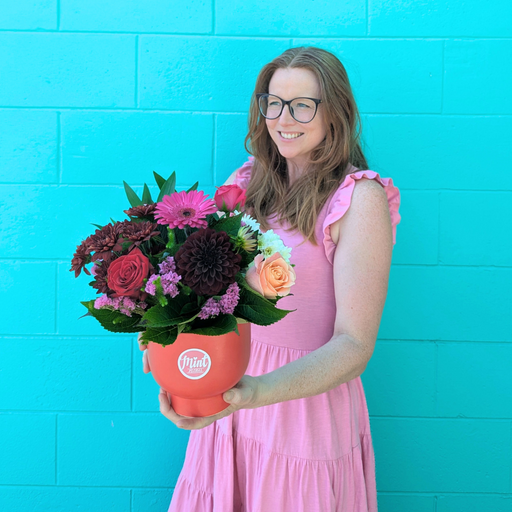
[168,157,402,512]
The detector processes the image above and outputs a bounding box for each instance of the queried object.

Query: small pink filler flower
[154,190,217,229]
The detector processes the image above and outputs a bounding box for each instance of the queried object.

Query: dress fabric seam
[227,426,366,462]
[251,336,313,353]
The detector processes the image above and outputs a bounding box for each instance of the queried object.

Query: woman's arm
[159,178,393,428]
[255,178,393,406]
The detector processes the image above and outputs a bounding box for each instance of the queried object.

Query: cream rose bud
[245,252,296,299]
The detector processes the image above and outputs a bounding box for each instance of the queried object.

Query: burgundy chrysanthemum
[90,260,110,294]
[87,223,124,262]
[117,220,160,247]
[154,190,217,229]
[124,204,157,218]
[70,240,92,278]
[174,228,242,296]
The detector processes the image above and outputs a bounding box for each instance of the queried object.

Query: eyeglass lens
[259,94,317,123]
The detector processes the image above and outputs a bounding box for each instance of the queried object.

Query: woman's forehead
[268,67,321,98]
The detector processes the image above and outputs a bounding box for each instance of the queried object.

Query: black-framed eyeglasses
[256,93,322,124]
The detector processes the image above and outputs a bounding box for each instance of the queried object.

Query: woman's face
[265,67,327,172]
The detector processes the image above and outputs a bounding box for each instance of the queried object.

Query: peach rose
[246,252,296,299]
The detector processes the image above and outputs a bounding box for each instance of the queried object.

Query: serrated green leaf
[141,325,178,346]
[141,183,153,204]
[233,288,294,326]
[142,294,194,328]
[157,172,177,202]
[186,181,199,192]
[191,314,238,336]
[81,300,144,333]
[123,181,144,207]
[153,171,166,189]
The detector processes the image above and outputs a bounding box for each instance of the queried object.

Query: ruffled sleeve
[322,170,402,265]
[234,156,255,190]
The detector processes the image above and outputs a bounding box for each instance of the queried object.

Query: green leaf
[141,325,178,346]
[212,212,244,237]
[233,287,294,326]
[123,181,144,207]
[81,300,144,333]
[157,172,177,202]
[186,181,199,192]
[141,183,153,204]
[191,314,238,336]
[153,171,166,189]
[90,223,103,230]
[142,294,194,328]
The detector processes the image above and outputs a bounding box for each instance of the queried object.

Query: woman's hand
[137,333,151,374]
[158,375,262,430]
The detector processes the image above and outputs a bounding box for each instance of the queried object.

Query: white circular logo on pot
[177,349,212,380]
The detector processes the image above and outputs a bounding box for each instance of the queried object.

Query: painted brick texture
[1,2,510,511]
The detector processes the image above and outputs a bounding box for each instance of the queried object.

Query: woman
[141,46,401,511]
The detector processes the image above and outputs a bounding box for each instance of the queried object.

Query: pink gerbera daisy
[154,190,217,229]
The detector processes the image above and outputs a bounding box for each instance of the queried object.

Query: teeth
[280,132,303,139]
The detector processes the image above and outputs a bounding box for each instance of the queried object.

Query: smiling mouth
[279,132,304,139]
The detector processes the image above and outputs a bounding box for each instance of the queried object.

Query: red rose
[107,247,150,299]
[214,184,246,212]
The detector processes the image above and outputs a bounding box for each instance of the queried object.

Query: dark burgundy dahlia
[174,228,242,296]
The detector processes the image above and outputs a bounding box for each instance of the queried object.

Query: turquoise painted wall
[1,1,511,511]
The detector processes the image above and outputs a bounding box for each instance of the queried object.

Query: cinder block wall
[1,2,511,511]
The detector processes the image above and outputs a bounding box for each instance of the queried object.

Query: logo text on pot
[177,349,212,380]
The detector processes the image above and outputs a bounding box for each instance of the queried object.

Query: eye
[297,103,312,109]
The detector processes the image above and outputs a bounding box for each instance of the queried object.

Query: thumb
[223,387,250,406]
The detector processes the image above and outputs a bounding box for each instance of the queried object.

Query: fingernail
[224,391,234,401]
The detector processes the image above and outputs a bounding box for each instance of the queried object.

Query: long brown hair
[244,46,368,245]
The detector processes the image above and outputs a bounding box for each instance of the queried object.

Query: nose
[278,104,295,125]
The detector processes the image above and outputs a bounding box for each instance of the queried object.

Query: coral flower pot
[146,323,251,418]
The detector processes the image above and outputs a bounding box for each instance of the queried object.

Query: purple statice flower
[158,256,176,274]
[144,274,159,296]
[219,282,240,314]
[160,271,181,298]
[94,294,112,308]
[198,283,240,319]
[198,297,222,320]
[94,294,148,317]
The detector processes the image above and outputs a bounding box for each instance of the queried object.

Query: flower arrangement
[71,171,296,346]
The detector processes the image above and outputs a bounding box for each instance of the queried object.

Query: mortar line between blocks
[212,0,216,35]
[56,0,60,31]
[434,494,438,512]
[434,341,439,417]
[437,191,441,264]
[212,114,217,185]
[56,111,62,183]
[54,263,58,334]
[441,41,445,114]
[130,488,133,511]
[130,336,134,412]
[55,415,58,484]
[135,36,139,108]
[366,0,369,36]
[509,420,512,492]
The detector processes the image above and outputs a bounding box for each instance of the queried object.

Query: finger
[142,351,151,374]
[158,389,190,426]
[137,332,147,351]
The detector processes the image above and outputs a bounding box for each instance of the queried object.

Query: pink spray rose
[245,252,296,299]
[214,184,246,212]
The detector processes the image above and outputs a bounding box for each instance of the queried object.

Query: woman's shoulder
[322,165,402,263]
